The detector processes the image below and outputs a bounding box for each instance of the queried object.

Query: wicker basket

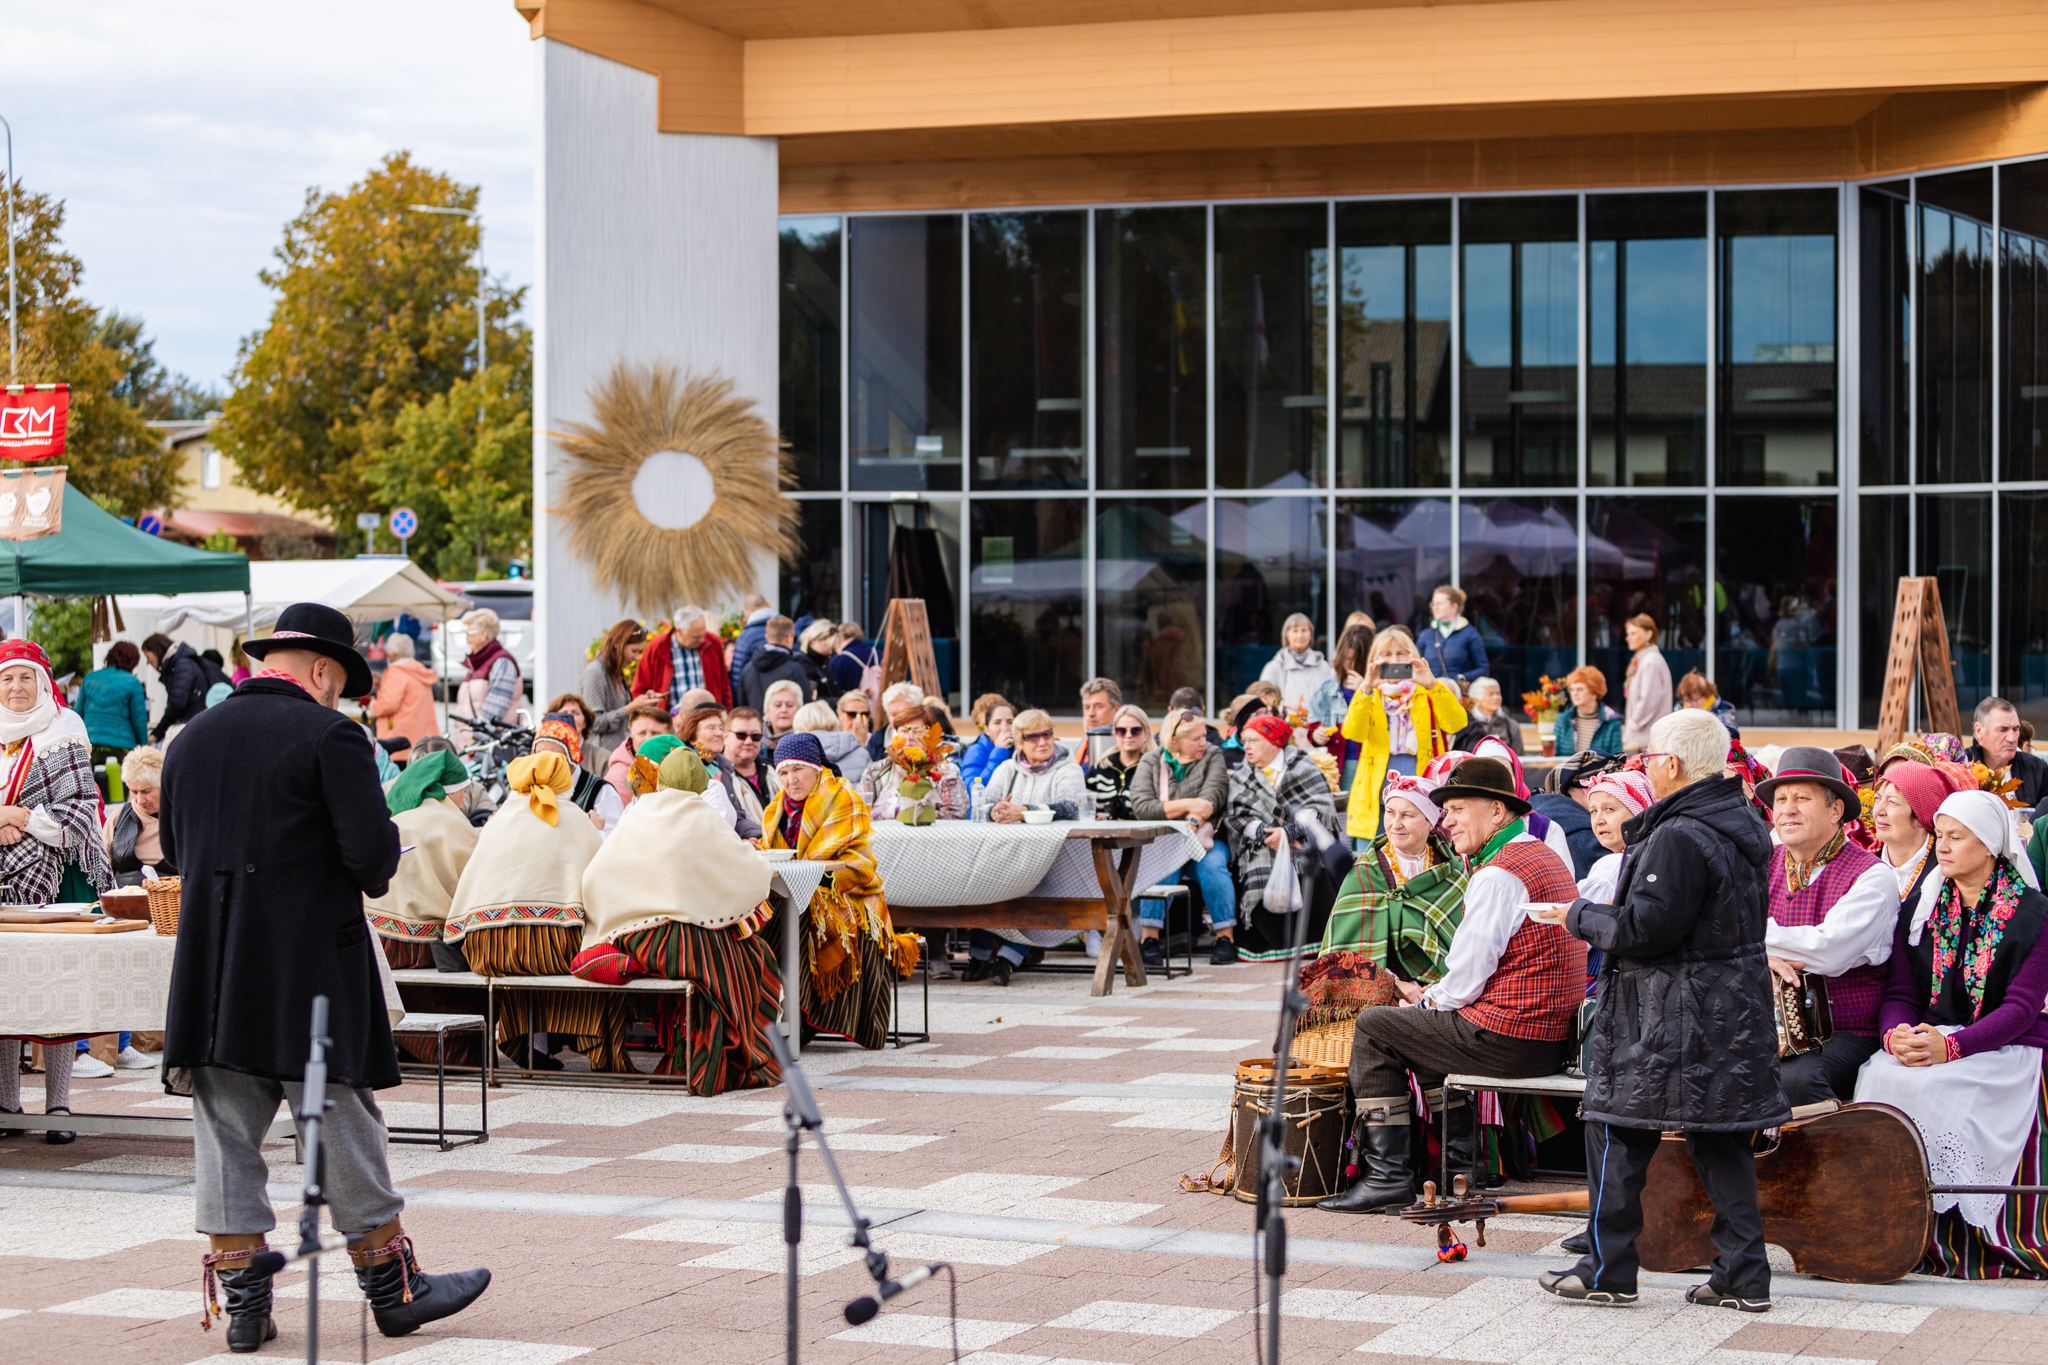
[1288,1016,1356,1071]
[141,876,182,937]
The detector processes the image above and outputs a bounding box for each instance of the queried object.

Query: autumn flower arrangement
[887,719,956,825]
[1521,676,1567,723]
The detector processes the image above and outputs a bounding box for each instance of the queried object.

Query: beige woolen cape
[365,797,479,942]
[445,792,603,941]
[581,787,774,947]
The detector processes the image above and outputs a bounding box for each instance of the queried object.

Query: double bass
[1400,1101,1963,1284]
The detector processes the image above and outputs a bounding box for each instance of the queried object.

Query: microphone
[1288,807,1335,853]
[844,1262,944,1325]
[246,1232,351,1277]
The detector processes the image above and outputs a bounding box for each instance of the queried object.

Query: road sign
[389,507,418,539]
[138,513,162,536]
[355,512,382,530]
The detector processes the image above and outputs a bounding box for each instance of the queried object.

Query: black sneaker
[1209,938,1240,966]
[1686,1284,1770,1313]
[1139,939,1165,968]
[990,956,1014,987]
[1537,1270,1637,1306]
[960,958,991,982]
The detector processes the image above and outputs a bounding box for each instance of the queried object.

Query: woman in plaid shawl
[1229,714,1338,959]
[1321,773,1468,982]
[0,639,113,905]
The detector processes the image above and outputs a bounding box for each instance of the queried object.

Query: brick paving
[2,957,2044,1364]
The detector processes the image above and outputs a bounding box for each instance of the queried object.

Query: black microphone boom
[844,1262,943,1324]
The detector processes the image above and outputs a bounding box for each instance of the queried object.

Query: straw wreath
[553,363,797,614]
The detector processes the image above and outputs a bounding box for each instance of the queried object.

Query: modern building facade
[519,0,2048,728]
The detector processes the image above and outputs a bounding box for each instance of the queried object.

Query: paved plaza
[1,960,2043,1365]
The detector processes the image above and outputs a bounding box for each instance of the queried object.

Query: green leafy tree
[28,600,94,680]
[6,183,184,516]
[97,313,224,419]
[216,152,529,550]
[361,360,532,579]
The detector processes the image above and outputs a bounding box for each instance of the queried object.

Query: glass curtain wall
[1719,190,1837,486]
[970,212,1086,490]
[848,215,962,492]
[1214,204,1329,489]
[1098,208,1208,491]
[1589,194,1707,487]
[1462,197,1579,489]
[1338,200,1452,488]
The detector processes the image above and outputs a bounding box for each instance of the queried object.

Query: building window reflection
[1097,207,1207,492]
[1716,496,1837,724]
[970,212,1086,491]
[1717,189,1837,487]
[1587,497,1706,693]
[1461,497,1575,707]
[1338,200,1451,489]
[2004,160,2048,482]
[1858,184,1912,487]
[2002,492,2048,731]
[1919,169,1995,485]
[1335,498,1447,638]
[1215,204,1328,490]
[1215,495,1327,699]
[1097,498,1207,711]
[1920,493,1992,715]
[780,217,842,492]
[969,499,1085,712]
[849,215,962,493]
[1589,194,1706,487]
[781,500,844,625]
[1858,494,1910,728]
[1462,196,1579,489]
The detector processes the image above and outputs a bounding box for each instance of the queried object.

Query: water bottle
[970,777,986,822]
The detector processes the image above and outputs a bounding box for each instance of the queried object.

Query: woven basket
[1288,1016,1355,1071]
[141,876,182,937]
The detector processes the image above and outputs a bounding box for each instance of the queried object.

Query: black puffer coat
[1566,774,1790,1132]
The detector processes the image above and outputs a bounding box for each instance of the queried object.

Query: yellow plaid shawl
[768,772,910,999]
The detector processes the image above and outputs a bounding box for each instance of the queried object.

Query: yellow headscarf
[507,750,575,827]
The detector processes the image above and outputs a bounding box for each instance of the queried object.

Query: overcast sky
[6,1,534,389]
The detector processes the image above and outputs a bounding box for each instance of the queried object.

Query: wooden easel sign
[1875,577,1960,756]
[879,597,944,701]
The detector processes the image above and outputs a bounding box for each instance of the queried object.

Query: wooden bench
[389,969,694,1088]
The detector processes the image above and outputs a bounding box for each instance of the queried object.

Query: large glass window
[1214,204,1328,489]
[1461,497,1575,708]
[1337,200,1452,488]
[849,215,962,492]
[1589,194,1707,487]
[1586,498,1707,693]
[1462,197,1579,489]
[970,212,1085,490]
[969,499,1085,712]
[1335,498,1448,635]
[859,501,961,701]
[780,499,843,623]
[1858,494,1910,728]
[1715,496,1837,723]
[1858,184,1912,487]
[1920,493,1992,714]
[2003,492,2048,730]
[1718,190,1837,487]
[1216,495,1327,699]
[1097,498,1207,710]
[1097,207,1207,492]
[780,217,841,492]
[1919,169,1995,485]
[2004,160,2048,482]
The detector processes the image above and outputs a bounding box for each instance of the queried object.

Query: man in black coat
[143,632,210,740]
[1969,696,2048,808]
[736,614,813,712]
[161,603,489,1350]
[1536,707,1788,1311]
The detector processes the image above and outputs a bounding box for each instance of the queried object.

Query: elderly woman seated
[365,751,479,969]
[1130,707,1233,971]
[766,734,912,1050]
[858,705,968,819]
[1855,789,2048,1279]
[962,710,1090,983]
[574,748,780,1094]
[1227,713,1338,959]
[104,746,174,887]
[445,751,620,1071]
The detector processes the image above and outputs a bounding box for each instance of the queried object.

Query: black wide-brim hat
[1430,756,1532,815]
[243,602,374,699]
[1752,745,1861,812]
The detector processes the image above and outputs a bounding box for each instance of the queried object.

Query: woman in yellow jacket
[1340,627,1467,844]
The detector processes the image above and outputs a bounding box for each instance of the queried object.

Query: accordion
[1773,972,1834,1059]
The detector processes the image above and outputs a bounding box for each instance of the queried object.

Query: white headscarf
[1382,773,1442,828]
[1907,788,2039,945]
[0,659,84,749]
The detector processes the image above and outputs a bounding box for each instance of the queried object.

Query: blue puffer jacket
[725,609,772,699]
[77,666,149,750]
[1418,620,1489,683]
[957,734,1012,789]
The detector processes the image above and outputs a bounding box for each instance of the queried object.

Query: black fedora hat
[1752,745,1860,812]
[1430,756,1531,815]
[244,602,374,699]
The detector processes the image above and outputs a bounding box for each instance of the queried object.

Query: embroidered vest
[1768,841,1886,1035]
[1460,838,1588,1042]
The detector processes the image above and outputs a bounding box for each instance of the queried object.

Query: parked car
[431,579,536,701]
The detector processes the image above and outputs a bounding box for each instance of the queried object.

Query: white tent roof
[124,558,466,633]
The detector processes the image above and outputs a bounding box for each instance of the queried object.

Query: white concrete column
[532,37,779,703]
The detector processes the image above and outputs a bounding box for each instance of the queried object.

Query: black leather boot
[352,1234,491,1338]
[1441,1100,1478,1188]
[217,1263,278,1353]
[1316,1102,1415,1214]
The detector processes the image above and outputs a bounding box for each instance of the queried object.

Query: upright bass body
[1639,1102,1932,1283]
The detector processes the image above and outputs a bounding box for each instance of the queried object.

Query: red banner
[0,385,70,461]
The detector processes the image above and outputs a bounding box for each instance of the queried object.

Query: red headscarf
[0,639,62,704]
[1244,714,1293,748]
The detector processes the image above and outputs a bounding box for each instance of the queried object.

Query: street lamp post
[2,114,17,382]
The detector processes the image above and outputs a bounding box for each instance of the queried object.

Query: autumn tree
[360,359,532,579]
[216,152,528,550]
[5,183,184,516]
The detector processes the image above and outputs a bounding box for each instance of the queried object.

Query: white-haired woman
[453,607,521,744]
[761,677,804,755]
[1260,612,1334,714]
[105,745,173,888]
[794,697,869,785]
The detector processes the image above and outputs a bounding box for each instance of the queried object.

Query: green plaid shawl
[1320,833,1468,983]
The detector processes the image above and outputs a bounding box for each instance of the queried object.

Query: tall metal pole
[2,114,16,381]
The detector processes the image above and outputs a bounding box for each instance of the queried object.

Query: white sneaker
[1084,930,1102,960]
[115,1047,158,1070]
[71,1053,115,1079]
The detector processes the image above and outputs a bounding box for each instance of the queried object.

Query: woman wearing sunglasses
[1085,704,1154,821]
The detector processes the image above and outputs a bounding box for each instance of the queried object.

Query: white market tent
[112,559,466,667]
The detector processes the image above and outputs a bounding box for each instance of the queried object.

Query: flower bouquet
[887,720,955,825]
[1520,675,1566,724]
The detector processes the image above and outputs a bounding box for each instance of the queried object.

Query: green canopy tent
[0,483,249,598]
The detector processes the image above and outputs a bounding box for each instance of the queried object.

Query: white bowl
[1021,809,1056,825]
[760,848,796,862]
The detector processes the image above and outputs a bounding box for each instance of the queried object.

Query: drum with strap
[1223,1057,1351,1206]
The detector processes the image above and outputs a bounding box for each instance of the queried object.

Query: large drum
[1229,1058,1351,1206]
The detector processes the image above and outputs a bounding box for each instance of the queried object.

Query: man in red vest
[1754,746,1900,1104]
[1319,756,1585,1214]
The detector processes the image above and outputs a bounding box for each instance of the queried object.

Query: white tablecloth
[0,930,176,1036]
[868,823,1075,906]
[1028,820,1204,899]
[769,860,834,910]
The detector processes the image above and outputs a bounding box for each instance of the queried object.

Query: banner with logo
[0,467,67,540]
[0,385,70,461]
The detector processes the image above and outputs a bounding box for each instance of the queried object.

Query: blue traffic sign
[138,514,162,536]
[389,507,418,539]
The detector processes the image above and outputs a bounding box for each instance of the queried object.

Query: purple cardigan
[1877,913,2048,1058]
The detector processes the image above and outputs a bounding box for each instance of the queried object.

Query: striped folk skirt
[462,924,631,1074]
[614,921,783,1096]
[802,930,893,1052]
[1922,1062,2048,1280]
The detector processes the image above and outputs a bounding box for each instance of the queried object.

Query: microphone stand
[296,996,334,1365]
[1254,812,1354,1365]
[768,1026,892,1365]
